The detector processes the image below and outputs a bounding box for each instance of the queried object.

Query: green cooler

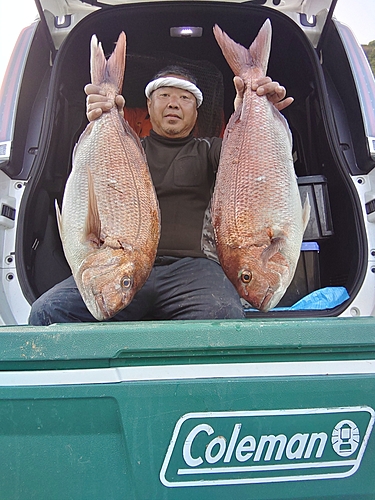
[0,317,374,499]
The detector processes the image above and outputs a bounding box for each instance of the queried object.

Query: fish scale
[74,112,151,240]
[57,32,160,320]
[212,20,310,312]
[219,82,295,240]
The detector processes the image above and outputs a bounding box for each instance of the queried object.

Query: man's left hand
[234,76,294,111]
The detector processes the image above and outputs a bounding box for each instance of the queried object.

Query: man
[28,66,292,324]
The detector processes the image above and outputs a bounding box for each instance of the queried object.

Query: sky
[0,0,375,86]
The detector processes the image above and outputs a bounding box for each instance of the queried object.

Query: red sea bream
[212,19,310,311]
[56,32,160,320]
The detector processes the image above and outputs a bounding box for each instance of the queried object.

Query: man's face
[147,84,198,139]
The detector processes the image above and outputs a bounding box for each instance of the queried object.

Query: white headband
[145,77,203,107]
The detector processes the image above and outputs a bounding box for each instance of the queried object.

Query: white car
[0,0,374,324]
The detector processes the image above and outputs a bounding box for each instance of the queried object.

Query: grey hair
[153,65,198,85]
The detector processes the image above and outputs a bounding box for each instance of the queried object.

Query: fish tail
[213,25,251,76]
[213,19,271,77]
[249,19,271,75]
[90,31,126,93]
[90,35,106,86]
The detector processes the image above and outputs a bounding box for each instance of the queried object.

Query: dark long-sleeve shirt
[141,130,222,258]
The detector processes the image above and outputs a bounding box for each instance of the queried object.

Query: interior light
[170,26,203,38]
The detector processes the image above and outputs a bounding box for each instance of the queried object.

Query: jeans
[28,257,244,325]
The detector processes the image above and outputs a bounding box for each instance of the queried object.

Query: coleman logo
[160,407,374,487]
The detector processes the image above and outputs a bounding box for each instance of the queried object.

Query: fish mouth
[93,293,113,320]
[260,286,287,312]
[93,288,134,321]
[259,289,275,312]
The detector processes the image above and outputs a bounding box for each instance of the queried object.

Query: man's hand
[84,84,125,122]
[233,76,294,111]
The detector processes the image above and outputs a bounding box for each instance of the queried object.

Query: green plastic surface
[0,317,374,499]
[0,317,374,367]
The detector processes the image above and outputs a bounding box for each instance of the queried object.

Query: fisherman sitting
[28,65,292,325]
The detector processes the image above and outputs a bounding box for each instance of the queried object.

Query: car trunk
[14,1,370,317]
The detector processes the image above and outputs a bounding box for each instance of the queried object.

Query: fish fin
[55,199,62,240]
[90,32,126,93]
[223,105,242,142]
[213,24,251,76]
[120,115,147,161]
[261,235,287,265]
[84,168,102,247]
[249,19,272,76]
[271,104,293,148]
[213,19,271,77]
[90,35,106,86]
[302,193,311,232]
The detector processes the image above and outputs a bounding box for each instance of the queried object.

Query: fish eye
[241,271,252,284]
[121,277,132,289]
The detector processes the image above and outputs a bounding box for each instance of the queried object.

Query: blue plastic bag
[288,287,349,311]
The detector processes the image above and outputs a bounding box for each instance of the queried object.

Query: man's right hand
[84,84,125,122]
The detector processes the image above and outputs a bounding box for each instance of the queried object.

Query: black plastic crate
[278,242,321,307]
[298,175,334,240]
